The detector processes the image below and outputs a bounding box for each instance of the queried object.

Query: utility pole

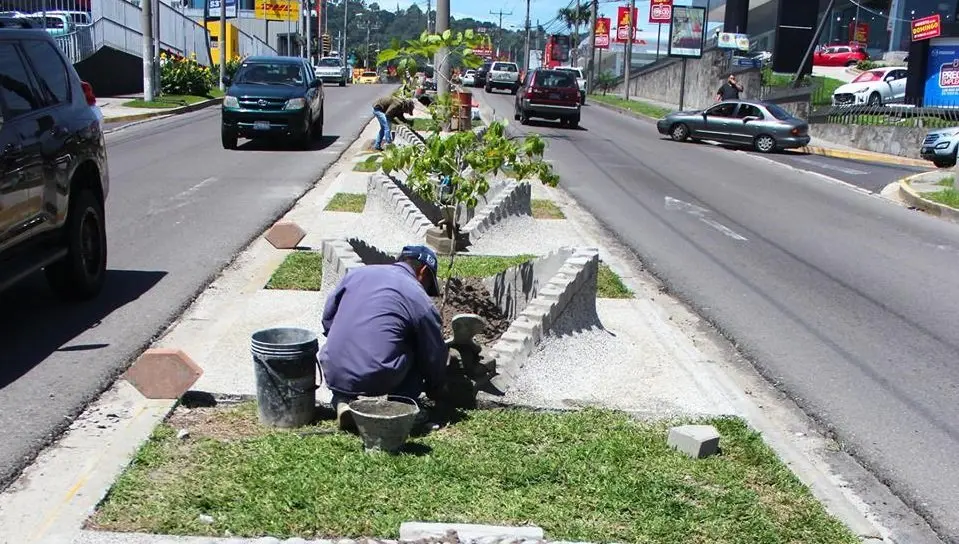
[342,0,348,69]
[219,0,226,88]
[306,0,312,62]
[426,0,431,33]
[623,0,634,100]
[587,0,597,93]
[436,0,450,97]
[490,8,512,58]
[141,0,154,100]
[523,0,531,70]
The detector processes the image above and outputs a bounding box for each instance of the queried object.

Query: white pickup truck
[484,61,520,94]
[556,66,587,104]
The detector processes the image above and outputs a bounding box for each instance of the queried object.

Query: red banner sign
[912,14,941,41]
[649,0,672,24]
[615,6,637,42]
[594,16,610,49]
[848,22,868,45]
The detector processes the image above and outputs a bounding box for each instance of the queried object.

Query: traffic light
[321,34,332,56]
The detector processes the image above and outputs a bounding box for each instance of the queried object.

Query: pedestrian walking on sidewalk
[715,73,744,101]
[317,245,449,431]
[371,95,414,150]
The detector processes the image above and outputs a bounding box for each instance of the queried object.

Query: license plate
[254,121,270,131]
[549,93,560,100]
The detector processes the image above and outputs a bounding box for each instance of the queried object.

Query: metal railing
[809,99,959,129]
[91,0,211,65]
[236,25,274,58]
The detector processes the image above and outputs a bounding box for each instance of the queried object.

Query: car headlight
[284,97,306,110]
[854,87,870,94]
[223,95,239,108]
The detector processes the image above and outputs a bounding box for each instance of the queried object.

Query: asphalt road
[0,84,389,490]
[482,90,959,539]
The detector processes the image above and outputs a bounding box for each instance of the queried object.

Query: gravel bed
[465,215,589,256]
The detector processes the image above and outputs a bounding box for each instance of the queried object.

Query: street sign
[208,0,237,18]
[255,0,299,21]
[912,14,941,42]
[594,16,610,49]
[649,0,672,24]
[733,55,761,68]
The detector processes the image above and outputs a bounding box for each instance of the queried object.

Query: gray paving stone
[667,424,721,459]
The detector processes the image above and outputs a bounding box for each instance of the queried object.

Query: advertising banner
[254,0,299,21]
[912,14,941,42]
[594,17,610,49]
[717,32,749,50]
[615,5,637,42]
[924,42,959,107]
[668,5,705,58]
[848,22,869,46]
[649,0,672,24]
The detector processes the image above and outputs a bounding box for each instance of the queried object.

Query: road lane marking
[664,196,749,241]
[788,156,868,175]
[742,152,875,197]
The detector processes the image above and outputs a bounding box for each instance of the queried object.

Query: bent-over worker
[318,245,449,430]
[371,96,414,151]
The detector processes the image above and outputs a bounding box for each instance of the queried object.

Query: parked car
[27,12,74,36]
[461,69,476,87]
[356,71,378,84]
[474,62,492,87]
[513,68,581,127]
[313,56,349,86]
[920,127,959,167]
[45,10,91,27]
[221,56,324,150]
[486,61,520,94]
[656,100,810,153]
[556,66,586,104]
[0,27,110,298]
[814,45,868,67]
[831,67,907,107]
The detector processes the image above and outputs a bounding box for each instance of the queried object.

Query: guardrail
[91,0,211,65]
[809,102,959,128]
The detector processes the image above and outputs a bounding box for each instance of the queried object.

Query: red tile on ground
[265,221,306,249]
[123,348,203,399]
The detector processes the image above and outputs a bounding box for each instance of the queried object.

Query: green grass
[824,114,958,129]
[936,175,955,187]
[411,117,438,132]
[438,254,534,279]
[597,263,632,299]
[589,93,672,119]
[924,188,959,208]
[762,71,844,106]
[352,154,381,172]
[531,199,565,219]
[123,89,224,109]
[324,193,366,213]
[90,405,858,543]
[265,251,322,291]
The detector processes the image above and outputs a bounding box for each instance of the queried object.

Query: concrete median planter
[898,171,959,222]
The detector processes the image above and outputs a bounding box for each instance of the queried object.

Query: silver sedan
[656,100,810,153]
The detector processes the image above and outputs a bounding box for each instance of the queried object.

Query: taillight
[81,81,96,106]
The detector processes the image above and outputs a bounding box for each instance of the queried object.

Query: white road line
[788,156,868,175]
[741,152,875,197]
[664,196,749,241]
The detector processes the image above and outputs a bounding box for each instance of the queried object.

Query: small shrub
[160,52,214,96]
[224,56,245,79]
[856,60,877,71]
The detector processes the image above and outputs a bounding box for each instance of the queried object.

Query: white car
[461,69,475,87]
[556,66,586,104]
[832,67,908,107]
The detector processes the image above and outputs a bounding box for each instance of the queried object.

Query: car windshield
[535,70,575,88]
[317,58,340,67]
[852,70,885,83]
[557,68,582,78]
[362,72,376,77]
[493,63,517,72]
[765,103,793,121]
[235,62,305,86]
[465,70,475,75]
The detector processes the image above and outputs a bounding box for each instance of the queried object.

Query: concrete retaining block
[399,522,544,541]
[367,174,434,238]
[667,424,721,459]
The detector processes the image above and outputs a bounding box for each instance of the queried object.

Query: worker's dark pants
[329,364,425,408]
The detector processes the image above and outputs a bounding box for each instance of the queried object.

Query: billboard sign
[594,16,610,49]
[848,22,869,46]
[255,0,299,21]
[615,5,637,42]
[668,5,705,58]
[912,14,941,42]
[649,0,672,24]
[208,0,237,19]
[717,32,749,50]
[924,42,959,107]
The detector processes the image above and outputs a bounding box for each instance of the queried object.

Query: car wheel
[520,110,530,125]
[580,93,586,105]
[45,188,107,301]
[868,92,882,107]
[485,84,492,93]
[932,158,954,168]
[670,123,690,142]
[510,85,518,95]
[299,117,313,150]
[754,134,777,153]
[313,109,324,140]
[221,127,238,150]
[569,116,580,128]
[339,79,346,87]
[513,107,520,121]
[845,60,858,67]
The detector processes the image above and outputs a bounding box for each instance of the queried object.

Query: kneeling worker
[318,245,449,429]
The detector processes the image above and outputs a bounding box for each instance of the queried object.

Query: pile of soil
[434,277,510,346]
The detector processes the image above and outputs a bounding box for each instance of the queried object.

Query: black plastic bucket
[251,327,319,428]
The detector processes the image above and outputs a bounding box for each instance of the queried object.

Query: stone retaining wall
[810,123,926,159]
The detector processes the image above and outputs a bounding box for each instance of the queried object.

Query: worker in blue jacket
[318,245,449,430]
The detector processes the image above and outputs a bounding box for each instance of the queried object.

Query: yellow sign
[255,0,299,21]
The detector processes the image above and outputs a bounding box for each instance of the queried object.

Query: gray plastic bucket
[251,327,319,428]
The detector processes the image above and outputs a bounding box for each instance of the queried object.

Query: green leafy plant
[159,52,214,96]
[224,55,245,79]
[594,71,618,95]
[856,60,878,71]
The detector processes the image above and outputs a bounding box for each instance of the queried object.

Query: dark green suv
[221,56,324,150]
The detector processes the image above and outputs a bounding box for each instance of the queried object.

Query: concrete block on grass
[667,424,721,459]
[265,221,306,249]
[399,522,544,541]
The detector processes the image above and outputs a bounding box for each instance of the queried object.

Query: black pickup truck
[0,22,110,299]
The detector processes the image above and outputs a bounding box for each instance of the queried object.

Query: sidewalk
[0,115,889,544]
[97,95,221,124]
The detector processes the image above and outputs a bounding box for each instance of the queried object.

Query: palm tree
[558,2,592,66]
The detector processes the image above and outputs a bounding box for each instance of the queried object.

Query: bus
[543,34,570,68]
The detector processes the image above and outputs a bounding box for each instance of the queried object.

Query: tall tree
[558,2,590,65]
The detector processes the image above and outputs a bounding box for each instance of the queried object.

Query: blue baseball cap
[399,245,440,296]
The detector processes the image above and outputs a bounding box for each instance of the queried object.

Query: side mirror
[222,76,232,87]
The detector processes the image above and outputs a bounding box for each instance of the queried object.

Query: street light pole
[523,0,531,71]
[587,0,597,93]
[623,0,634,100]
[436,0,450,97]
[219,0,226,90]
[141,0,154,100]
[342,0,349,69]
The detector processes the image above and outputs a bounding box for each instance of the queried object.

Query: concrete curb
[792,146,932,169]
[898,172,959,222]
[102,97,221,125]
[461,180,532,241]
[588,97,658,124]
[367,173,434,237]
